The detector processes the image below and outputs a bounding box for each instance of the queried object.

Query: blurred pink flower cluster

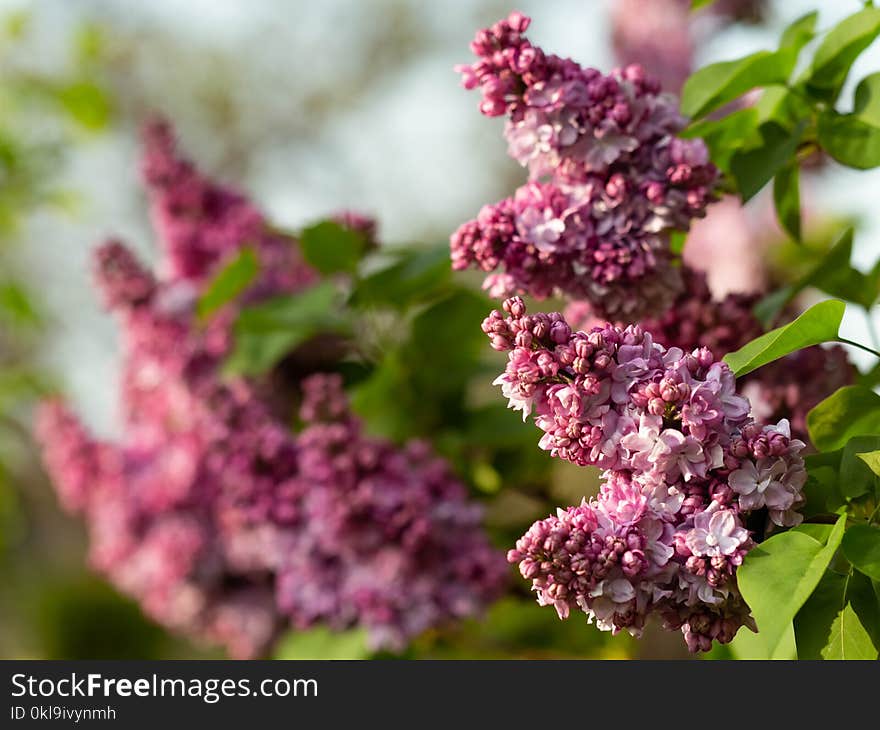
[36,121,505,658]
[489,297,806,651]
[450,12,717,320]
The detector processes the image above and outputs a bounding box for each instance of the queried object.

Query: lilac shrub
[490,297,807,651]
[450,12,717,319]
[36,122,505,657]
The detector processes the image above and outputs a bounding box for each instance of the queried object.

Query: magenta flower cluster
[36,122,505,658]
[450,12,717,319]
[489,297,806,651]
[567,267,856,444]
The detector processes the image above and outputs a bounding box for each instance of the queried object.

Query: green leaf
[681,52,791,120]
[196,247,259,320]
[298,221,367,275]
[681,12,815,120]
[727,622,796,660]
[730,121,805,201]
[752,286,794,328]
[807,385,880,452]
[801,466,845,519]
[806,7,880,102]
[821,603,878,659]
[753,228,878,323]
[274,627,370,660]
[802,228,880,309]
[723,299,845,376]
[858,450,880,476]
[690,0,715,10]
[779,11,818,54]
[842,524,880,582]
[848,569,880,649]
[794,569,849,659]
[738,515,846,656]
[854,72,880,123]
[753,85,813,133]
[839,436,880,500]
[773,163,801,242]
[818,110,880,169]
[349,244,450,309]
[0,281,41,328]
[680,108,760,174]
[56,80,112,131]
[224,282,349,376]
[817,72,880,170]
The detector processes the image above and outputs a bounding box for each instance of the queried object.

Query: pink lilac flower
[495,297,804,651]
[36,121,504,658]
[451,12,718,320]
[566,267,856,445]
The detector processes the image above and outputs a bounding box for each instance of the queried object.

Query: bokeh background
[1,0,878,659]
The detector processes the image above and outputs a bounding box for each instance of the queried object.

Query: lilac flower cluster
[489,297,806,651]
[277,374,507,650]
[36,122,505,657]
[451,12,717,319]
[565,267,856,445]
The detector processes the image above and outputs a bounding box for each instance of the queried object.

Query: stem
[837,337,880,359]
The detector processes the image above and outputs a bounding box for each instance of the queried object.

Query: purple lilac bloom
[565,267,857,445]
[494,297,805,651]
[36,121,505,657]
[276,374,508,651]
[451,12,717,319]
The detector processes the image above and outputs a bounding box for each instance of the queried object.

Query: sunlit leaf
[821,603,878,659]
[807,385,880,453]
[806,7,880,102]
[723,299,845,376]
[738,515,846,656]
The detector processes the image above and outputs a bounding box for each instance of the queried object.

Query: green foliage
[818,72,880,169]
[196,247,259,320]
[804,7,880,103]
[842,525,880,582]
[55,80,111,131]
[730,120,805,202]
[807,386,880,453]
[773,163,801,242]
[681,52,791,120]
[762,228,880,315]
[224,282,350,376]
[275,627,370,660]
[723,299,845,376]
[349,244,450,309]
[681,12,815,120]
[298,221,368,275]
[857,450,880,477]
[794,569,849,659]
[738,517,846,657]
[839,436,880,500]
[821,603,878,660]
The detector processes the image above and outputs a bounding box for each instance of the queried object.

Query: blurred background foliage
[2,0,880,660]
